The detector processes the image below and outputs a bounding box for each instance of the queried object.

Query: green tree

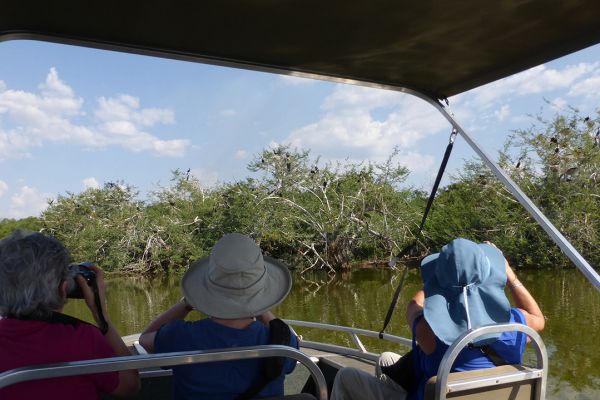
[430,109,599,269]
[42,182,146,272]
[0,217,43,238]
[249,145,420,272]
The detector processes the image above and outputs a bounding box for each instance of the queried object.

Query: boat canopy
[2,1,600,100]
[1,1,599,286]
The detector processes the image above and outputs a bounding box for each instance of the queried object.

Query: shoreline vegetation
[1,111,598,275]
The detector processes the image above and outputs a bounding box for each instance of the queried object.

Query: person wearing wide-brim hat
[139,233,298,400]
[331,238,545,400]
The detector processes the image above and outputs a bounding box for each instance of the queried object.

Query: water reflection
[63,268,600,399]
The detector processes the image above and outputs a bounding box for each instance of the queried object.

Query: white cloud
[548,97,568,111]
[82,177,100,189]
[279,75,316,86]
[0,180,7,197]
[234,149,248,160]
[568,74,600,98]
[494,105,510,121]
[190,168,219,188]
[392,152,435,174]
[457,63,598,110]
[219,109,236,118]
[321,85,403,111]
[0,68,188,160]
[447,61,600,133]
[8,186,53,218]
[286,85,447,163]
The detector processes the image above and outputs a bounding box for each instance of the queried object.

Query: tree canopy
[1,110,598,273]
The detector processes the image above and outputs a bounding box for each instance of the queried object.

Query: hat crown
[208,233,266,290]
[435,238,491,288]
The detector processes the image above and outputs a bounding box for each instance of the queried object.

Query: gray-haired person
[0,230,140,399]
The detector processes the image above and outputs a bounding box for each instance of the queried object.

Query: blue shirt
[410,308,527,400]
[155,318,298,400]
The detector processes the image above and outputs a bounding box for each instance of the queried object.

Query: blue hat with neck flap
[421,238,510,346]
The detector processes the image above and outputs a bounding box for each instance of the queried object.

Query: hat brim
[181,255,292,319]
[421,243,510,345]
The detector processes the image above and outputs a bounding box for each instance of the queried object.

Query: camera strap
[92,285,110,335]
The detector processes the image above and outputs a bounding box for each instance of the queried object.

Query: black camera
[66,262,97,298]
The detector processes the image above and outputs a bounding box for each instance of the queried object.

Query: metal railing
[0,345,328,400]
[285,319,412,362]
[434,323,548,400]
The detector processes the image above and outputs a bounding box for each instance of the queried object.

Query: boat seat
[424,365,540,400]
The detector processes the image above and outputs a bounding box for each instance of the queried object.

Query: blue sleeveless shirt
[409,308,527,400]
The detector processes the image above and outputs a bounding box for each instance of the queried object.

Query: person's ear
[59,280,68,299]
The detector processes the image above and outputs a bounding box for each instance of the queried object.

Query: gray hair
[0,230,70,318]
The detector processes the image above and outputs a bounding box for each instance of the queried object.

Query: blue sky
[1,39,600,218]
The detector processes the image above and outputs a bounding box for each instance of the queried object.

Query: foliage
[428,109,599,269]
[0,217,42,239]
[42,182,147,272]
[248,145,420,272]
[3,108,598,274]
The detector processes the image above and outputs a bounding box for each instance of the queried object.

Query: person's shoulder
[158,318,209,340]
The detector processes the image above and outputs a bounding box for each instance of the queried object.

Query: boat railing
[284,319,412,362]
[0,344,328,400]
[433,323,548,400]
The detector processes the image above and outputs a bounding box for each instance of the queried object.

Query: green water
[64,268,600,399]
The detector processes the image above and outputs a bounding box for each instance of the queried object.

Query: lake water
[64,268,600,399]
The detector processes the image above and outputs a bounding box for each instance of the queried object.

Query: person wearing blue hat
[331,238,545,400]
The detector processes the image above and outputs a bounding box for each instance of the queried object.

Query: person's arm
[77,266,140,398]
[256,311,275,325]
[406,289,424,328]
[138,298,192,353]
[406,289,436,354]
[505,261,545,332]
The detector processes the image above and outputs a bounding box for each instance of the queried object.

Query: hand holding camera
[68,262,110,334]
[67,262,97,298]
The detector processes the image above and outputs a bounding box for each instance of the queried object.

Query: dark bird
[286,162,291,172]
[550,137,558,144]
[323,181,328,189]
[185,168,191,181]
[584,116,590,122]
[554,147,559,154]
[261,158,265,164]
[515,160,521,169]
[595,129,600,148]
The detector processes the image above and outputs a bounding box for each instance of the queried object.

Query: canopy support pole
[407,91,600,291]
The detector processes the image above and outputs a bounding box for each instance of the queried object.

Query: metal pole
[393,87,599,291]
[0,345,329,400]
[416,98,600,291]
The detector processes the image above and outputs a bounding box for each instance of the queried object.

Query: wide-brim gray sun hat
[421,238,510,346]
[181,233,292,319]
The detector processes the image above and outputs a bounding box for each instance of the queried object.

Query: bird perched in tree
[595,129,600,148]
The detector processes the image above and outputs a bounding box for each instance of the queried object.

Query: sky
[1,39,600,219]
